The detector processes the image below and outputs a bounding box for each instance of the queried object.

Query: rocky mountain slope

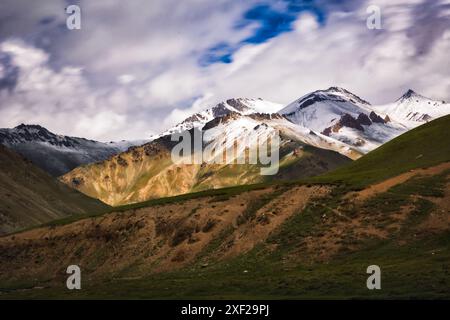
[0,124,143,176]
[0,145,110,235]
[150,98,283,139]
[371,89,449,128]
[1,116,449,299]
[60,88,449,206]
[279,87,449,153]
[61,111,352,206]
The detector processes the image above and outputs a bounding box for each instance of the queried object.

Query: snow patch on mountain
[200,112,361,161]
[151,98,282,140]
[371,89,450,128]
[278,87,428,154]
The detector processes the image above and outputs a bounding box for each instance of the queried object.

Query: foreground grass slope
[1,166,449,299]
[0,145,110,235]
[0,116,449,299]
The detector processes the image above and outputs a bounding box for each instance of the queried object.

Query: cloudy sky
[0,0,449,141]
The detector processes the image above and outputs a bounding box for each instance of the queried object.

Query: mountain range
[1,87,448,206]
[0,85,449,299]
[60,87,449,205]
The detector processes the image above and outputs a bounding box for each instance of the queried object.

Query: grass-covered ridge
[313,115,450,187]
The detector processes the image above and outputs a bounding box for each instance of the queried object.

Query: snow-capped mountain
[151,98,283,139]
[280,87,373,131]
[5,88,447,179]
[152,96,359,159]
[0,124,143,176]
[371,89,450,128]
[59,87,450,205]
[153,87,449,159]
[280,87,416,153]
[61,111,353,205]
[200,111,361,160]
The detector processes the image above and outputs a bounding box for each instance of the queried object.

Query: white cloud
[117,74,135,85]
[162,0,450,127]
[0,39,153,141]
[0,0,449,141]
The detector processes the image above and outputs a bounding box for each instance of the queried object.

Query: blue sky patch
[198,42,235,66]
[199,0,327,67]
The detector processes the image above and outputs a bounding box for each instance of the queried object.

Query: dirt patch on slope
[417,180,450,233]
[216,185,330,260]
[347,162,450,203]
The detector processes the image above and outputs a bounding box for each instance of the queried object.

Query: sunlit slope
[61,130,351,206]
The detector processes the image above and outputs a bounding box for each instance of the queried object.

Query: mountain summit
[372,89,449,127]
[279,87,401,153]
[152,98,282,139]
[398,89,419,101]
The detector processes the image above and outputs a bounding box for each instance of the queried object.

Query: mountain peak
[324,87,371,105]
[155,98,282,140]
[398,89,422,101]
[325,86,351,94]
[15,123,46,130]
[13,124,53,136]
[281,87,371,116]
[0,124,126,176]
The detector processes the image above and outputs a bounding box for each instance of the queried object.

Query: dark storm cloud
[0,52,19,91]
[408,0,450,56]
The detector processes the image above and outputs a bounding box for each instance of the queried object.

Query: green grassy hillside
[314,115,450,187]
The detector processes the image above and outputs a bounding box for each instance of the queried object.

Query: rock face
[357,113,372,126]
[339,114,364,131]
[369,111,386,124]
[322,113,366,136]
[61,112,352,206]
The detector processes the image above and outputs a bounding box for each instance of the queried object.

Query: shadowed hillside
[0,145,110,235]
